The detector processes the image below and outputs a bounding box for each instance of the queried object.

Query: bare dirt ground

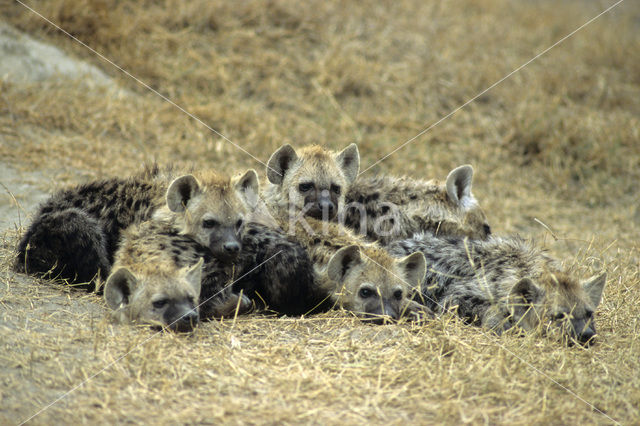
[0,0,639,424]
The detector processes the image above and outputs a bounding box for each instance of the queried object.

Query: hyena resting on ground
[387,232,607,345]
[15,165,169,289]
[262,143,490,244]
[344,165,491,244]
[106,216,327,329]
[284,217,431,323]
[15,165,259,289]
[105,255,205,333]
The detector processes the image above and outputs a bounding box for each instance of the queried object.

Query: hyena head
[267,143,360,220]
[433,165,491,239]
[325,245,427,324]
[165,169,259,261]
[104,258,203,332]
[507,271,607,345]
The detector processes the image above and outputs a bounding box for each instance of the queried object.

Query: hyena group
[16,166,325,332]
[15,142,606,344]
[261,143,606,344]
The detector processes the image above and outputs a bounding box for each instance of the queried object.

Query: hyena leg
[15,208,110,290]
[198,260,253,320]
[235,223,330,316]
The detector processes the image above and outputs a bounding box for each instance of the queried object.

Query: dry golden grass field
[1,0,639,424]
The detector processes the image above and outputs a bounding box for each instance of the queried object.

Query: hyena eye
[330,184,341,195]
[553,312,568,321]
[235,219,244,230]
[153,299,168,309]
[359,288,374,298]
[585,310,594,319]
[393,289,403,300]
[483,224,492,235]
[202,219,219,229]
[298,182,314,193]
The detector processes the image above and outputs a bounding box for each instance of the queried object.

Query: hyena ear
[166,174,201,213]
[335,143,360,184]
[267,144,298,185]
[446,165,475,209]
[396,251,426,288]
[509,278,543,306]
[327,245,362,284]
[582,272,606,307]
[104,267,138,310]
[185,258,204,298]
[234,169,260,208]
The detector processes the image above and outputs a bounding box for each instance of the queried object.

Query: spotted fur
[344,165,491,244]
[284,218,431,323]
[387,232,607,345]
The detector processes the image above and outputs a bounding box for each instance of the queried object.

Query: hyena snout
[223,241,241,254]
[362,300,399,324]
[210,227,242,260]
[571,319,597,346]
[164,303,199,333]
[305,189,337,220]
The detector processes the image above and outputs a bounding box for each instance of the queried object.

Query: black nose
[223,241,241,254]
[318,199,335,215]
[579,328,596,345]
[173,312,199,332]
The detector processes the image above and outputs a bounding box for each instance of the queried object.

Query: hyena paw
[404,300,435,323]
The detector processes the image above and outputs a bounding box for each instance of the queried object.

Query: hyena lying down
[15,166,168,289]
[102,168,326,329]
[344,165,491,244]
[286,218,430,323]
[105,257,204,333]
[387,232,607,345]
[15,165,257,289]
[263,143,490,244]
[106,217,326,329]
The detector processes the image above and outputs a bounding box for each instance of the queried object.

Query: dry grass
[1,0,639,424]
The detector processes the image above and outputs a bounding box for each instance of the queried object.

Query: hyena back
[15,168,168,289]
[387,232,606,345]
[344,165,491,244]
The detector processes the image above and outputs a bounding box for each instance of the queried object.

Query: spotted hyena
[14,166,258,290]
[109,216,325,322]
[15,166,169,289]
[286,217,430,323]
[387,232,607,345]
[262,143,360,221]
[343,165,491,244]
[104,258,204,332]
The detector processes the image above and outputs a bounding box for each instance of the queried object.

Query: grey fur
[387,232,606,345]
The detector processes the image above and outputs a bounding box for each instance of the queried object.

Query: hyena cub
[104,168,323,326]
[15,166,258,290]
[104,257,204,333]
[262,143,360,221]
[344,165,491,244]
[288,218,430,323]
[388,233,607,345]
[151,169,326,316]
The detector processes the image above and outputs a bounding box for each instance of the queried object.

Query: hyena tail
[15,208,110,291]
